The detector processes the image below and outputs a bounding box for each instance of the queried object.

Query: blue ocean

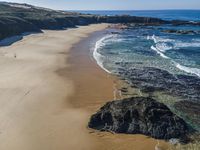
[78,10,200,21]
[79,10,200,77]
[71,10,200,130]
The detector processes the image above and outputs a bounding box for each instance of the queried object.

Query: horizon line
[1,1,200,11]
[67,9,200,11]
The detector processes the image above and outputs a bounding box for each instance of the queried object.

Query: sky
[1,0,200,10]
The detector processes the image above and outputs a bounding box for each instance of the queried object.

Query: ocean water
[88,10,200,130]
[77,10,200,21]
[89,10,200,78]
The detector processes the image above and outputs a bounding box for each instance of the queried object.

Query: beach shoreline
[0,24,169,150]
[66,26,170,150]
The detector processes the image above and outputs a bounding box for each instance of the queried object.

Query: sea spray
[150,45,170,59]
[176,63,200,77]
[92,25,200,78]
[93,34,117,73]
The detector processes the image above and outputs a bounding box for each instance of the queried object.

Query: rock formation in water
[163,29,200,35]
[89,97,191,141]
[116,66,200,130]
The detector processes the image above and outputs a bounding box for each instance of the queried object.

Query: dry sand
[0,24,170,150]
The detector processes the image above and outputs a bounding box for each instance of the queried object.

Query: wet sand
[0,24,169,150]
[67,29,170,150]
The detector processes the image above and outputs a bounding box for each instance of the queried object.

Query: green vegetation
[0,2,82,40]
[0,2,168,41]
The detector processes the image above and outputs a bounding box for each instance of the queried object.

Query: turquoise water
[90,10,200,130]
[94,25,200,77]
[90,11,200,78]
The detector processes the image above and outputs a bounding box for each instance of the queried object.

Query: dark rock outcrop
[171,20,200,26]
[163,29,200,35]
[0,16,41,40]
[116,66,200,131]
[89,97,191,140]
[1,2,200,41]
[0,2,169,41]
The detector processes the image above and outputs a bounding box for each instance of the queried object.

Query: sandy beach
[0,24,169,150]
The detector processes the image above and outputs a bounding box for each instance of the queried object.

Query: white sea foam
[148,35,174,52]
[151,46,170,59]
[93,34,114,73]
[94,33,200,77]
[151,44,200,77]
[149,35,200,52]
[155,42,173,52]
[174,41,200,48]
[149,36,200,77]
[148,35,174,44]
[151,45,200,77]
[192,39,200,42]
[152,35,158,43]
[176,63,200,77]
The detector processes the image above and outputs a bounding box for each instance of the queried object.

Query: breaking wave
[150,46,170,59]
[93,32,200,78]
[93,34,114,73]
[176,63,200,77]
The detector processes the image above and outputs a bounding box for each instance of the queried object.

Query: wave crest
[93,34,114,73]
[176,63,200,77]
[150,46,169,59]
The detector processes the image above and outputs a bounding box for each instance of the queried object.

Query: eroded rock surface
[118,67,200,102]
[89,97,191,140]
[163,29,200,35]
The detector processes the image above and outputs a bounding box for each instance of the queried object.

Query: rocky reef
[163,29,200,35]
[117,67,200,102]
[116,66,200,130]
[171,20,200,26]
[89,97,191,141]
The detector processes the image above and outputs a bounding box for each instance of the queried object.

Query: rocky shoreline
[86,18,200,142]
[163,29,200,35]
[1,1,200,145]
[1,2,200,42]
[117,67,200,102]
[0,2,167,41]
[117,66,200,128]
[88,65,200,141]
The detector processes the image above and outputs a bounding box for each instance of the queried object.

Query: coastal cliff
[1,2,199,41]
[0,2,169,41]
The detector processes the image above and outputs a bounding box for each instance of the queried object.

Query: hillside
[0,2,169,40]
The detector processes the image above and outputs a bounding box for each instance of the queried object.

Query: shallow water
[91,13,200,130]
[94,25,200,78]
